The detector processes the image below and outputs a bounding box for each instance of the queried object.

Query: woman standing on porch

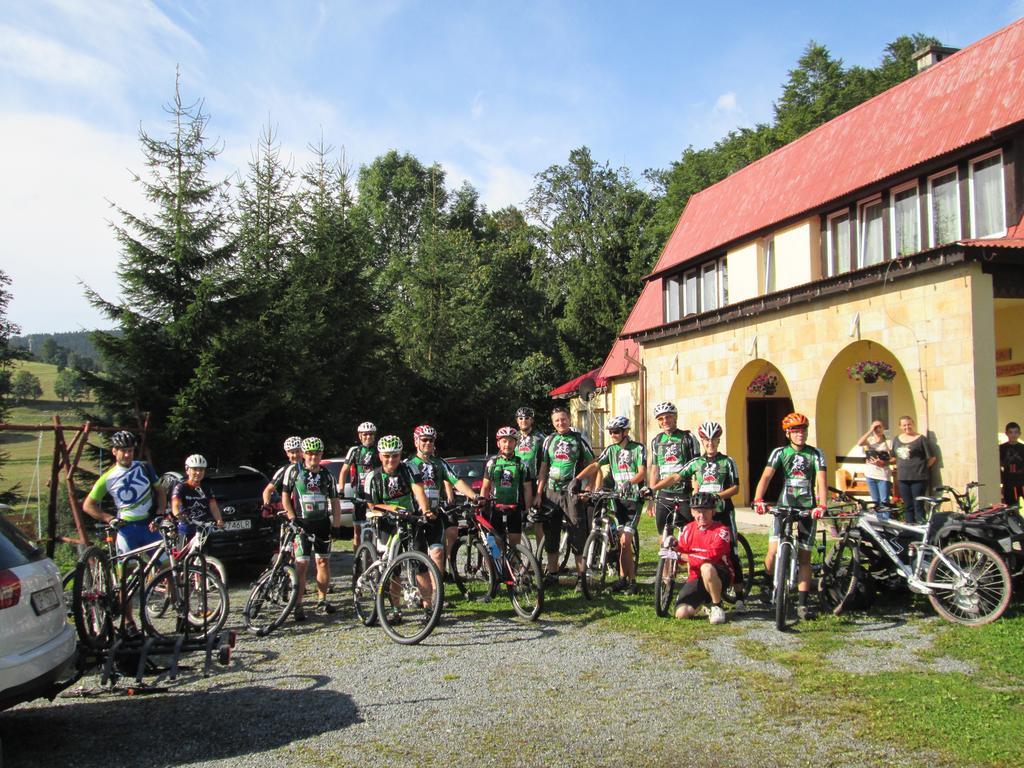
[893,416,936,524]
[857,420,893,513]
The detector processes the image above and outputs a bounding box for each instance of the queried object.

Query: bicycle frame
[849,514,965,594]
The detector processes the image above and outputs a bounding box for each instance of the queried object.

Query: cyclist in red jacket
[673,492,733,624]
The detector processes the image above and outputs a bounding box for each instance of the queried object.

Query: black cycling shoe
[315,600,336,615]
[293,605,306,622]
[797,605,817,621]
[610,578,629,593]
[626,581,639,595]
[542,573,559,588]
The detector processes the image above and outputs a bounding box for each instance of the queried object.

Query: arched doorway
[726,360,793,503]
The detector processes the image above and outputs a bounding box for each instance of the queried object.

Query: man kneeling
[674,492,733,625]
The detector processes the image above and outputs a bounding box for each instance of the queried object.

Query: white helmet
[607,416,630,431]
[697,421,723,440]
[357,421,377,434]
[185,454,207,469]
[283,436,303,452]
[653,401,677,417]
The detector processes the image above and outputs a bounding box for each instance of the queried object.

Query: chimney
[913,44,960,72]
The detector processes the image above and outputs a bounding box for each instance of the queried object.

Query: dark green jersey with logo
[343,444,380,496]
[597,440,647,500]
[281,463,338,520]
[514,429,545,480]
[650,429,699,496]
[367,463,422,513]
[540,430,594,492]
[766,444,827,509]
[404,455,457,510]
[679,453,739,495]
[484,454,528,507]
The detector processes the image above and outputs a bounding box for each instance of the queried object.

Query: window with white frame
[663,275,681,322]
[929,168,960,246]
[701,262,717,311]
[827,211,851,276]
[763,238,776,293]
[970,151,1006,238]
[858,196,885,267]
[717,256,728,306]
[891,182,920,256]
[683,269,698,316]
[864,392,890,431]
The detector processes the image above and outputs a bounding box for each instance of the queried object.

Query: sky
[2,0,1021,334]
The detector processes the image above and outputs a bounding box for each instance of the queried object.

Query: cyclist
[339,422,381,549]
[647,402,699,536]
[999,421,1024,506]
[480,426,534,548]
[170,454,225,538]
[281,437,342,620]
[672,492,732,625]
[753,412,827,620]
[535,405,594,590]
[514,406,546,552]
[650,420,745,607]
[575,416,646,593]
[83,430,167,554]
[262,436,303,510]
[366,435,438,601]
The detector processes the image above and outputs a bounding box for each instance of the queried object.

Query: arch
[726,359,794,503]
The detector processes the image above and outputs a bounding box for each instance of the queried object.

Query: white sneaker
[709,605,727,625]
[732,599,746,613]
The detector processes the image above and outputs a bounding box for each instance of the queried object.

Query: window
[858,197,884,267]
[763,238,776,293]
[701,262,717,311]
[970,151,1005,238]
[865,393,890,431]
[717,256,728,306]
[663,276,681,322]
[891,183,920,256]
[929,169,960,246]
[827,211,851,276]
[683,269,698,316]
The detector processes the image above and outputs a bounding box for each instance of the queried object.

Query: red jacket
[676,520,733,583]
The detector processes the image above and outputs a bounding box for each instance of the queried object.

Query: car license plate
[31,585,60,616]
[658,548,679,560]
[223,519,251,531]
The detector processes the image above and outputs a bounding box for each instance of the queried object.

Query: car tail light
[0,569,22,609]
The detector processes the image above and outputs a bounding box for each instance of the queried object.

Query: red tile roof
[620,280,665,336]
[597,338,641,380]
[649,18,1024,282]
[549,367,606,398]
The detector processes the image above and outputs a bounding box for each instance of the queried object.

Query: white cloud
[714,91,740,114]
[0,24,120,88]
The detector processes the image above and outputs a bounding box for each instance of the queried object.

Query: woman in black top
[893,416,936,524]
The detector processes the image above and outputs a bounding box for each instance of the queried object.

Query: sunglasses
[418,437,435,443]
[608,429,624,435]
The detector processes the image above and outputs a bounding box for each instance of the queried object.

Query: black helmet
[690,492,718,510]
[110,430,136,449]
[516,407,535,419]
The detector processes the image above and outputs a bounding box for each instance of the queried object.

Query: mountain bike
[767,506,814,630]
[576,489,640,600]
[242,513,309,636]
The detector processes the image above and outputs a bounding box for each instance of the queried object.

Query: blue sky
[2,0,1021,333]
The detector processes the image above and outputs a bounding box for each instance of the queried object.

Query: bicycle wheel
[183,561,230,634]
[243,563,299,636]
[377,551,443,645]
[654,556,679,617]
[62,569,76,623]
[927,541,1011,626]
[353,543,380,626]
[774,545,792,631]
[73,546,114,650]
[581,531,610,600]
[558,530,572,573]
[506,543,543,621]
[821,532,871,615]
[722,533,755,604]
[142,565,228,642]
[449,536,496,602]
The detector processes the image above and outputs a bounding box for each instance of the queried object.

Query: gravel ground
[0,549,966,768]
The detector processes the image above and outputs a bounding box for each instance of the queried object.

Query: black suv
[160,466,276,563]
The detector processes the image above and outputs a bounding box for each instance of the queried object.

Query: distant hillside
[10,330,110,361]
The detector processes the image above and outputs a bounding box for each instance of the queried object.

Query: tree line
[4,36,937,480]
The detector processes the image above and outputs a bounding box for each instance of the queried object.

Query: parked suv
[160,466,276,563]
[0,506,77,711]
[444,455,488,498]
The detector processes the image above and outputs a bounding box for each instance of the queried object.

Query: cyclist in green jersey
[405,424,478,574]
[339,421,381,549]
[514,406,546,552]
[262,436,303,511]
[281,437,342,619]
[574,416,646,593]
[753,412,827,620]
[480,426,534,547]
[535,405,594,590]
[647,401,700,534]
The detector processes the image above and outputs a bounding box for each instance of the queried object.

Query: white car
[0,507,77,710]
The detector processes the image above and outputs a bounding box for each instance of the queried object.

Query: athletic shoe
[797,605,817,621]
[573,576,584,594]
[293,605,306,622]
[610,578,629,592]
[709,605,727,625]
[543,573,559,588]
[732,599,746,613]
[626,581,639,595]
[315,600,336,615]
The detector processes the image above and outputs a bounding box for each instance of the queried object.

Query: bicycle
[351,504,444,645]
[576,489,640,600]
[242,513,310,636]
[451,499,544,620]
[764,506,815,630]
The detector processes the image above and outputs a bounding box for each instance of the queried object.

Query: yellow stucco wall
[995,301,1024,440]
[773,218,820,290]
[727,241,760,303]
[637,262,1004,505]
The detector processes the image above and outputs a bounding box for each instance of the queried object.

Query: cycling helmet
[301,436,324,453]
[690,492,718,510]
[357,421,377,434]
[653,401,677,417]
[377,435,403,454]
[496,426,518,440]
[515,407,535,419]
[607,416,630,432]
[413,424,437,440]
[697,421,723,440]
[781,412,810,431]
[283,436,303,452]
[185,454,207,469]
[110,430,136,449]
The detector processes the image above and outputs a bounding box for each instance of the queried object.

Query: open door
[746,397,794,501]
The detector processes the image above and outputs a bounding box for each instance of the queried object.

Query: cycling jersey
[367,463,422,513]
[678,453,739,496]
[515,430,545,481]
[540,430,594,492]
[650,430,699,495]
[676,520,733,583]
[405,455,458,509]
[87,461,161,522]
[596,440,646,501]
[484,454,528,507]
[281,463,338,521]
[766,444,827,509]
[171,480,217,522]
[343,444,380,496]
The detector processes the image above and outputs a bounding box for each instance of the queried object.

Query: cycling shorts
[543,488,586,556]
[294,518,332,561]
[351,499,367,524]
[413,514,445,553]
[655,494,692,535]
[675,564,732,608]
[115,519,161,556]
[484,505,523,538]
[609,499,641,533]
[770,513,817,552]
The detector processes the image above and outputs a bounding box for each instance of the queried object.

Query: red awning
[549,367,607,398]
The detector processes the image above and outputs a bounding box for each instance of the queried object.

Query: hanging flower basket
[847,360,896,384]
[747,373,778,396]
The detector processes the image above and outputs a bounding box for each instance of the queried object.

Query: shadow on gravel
[425,617,556,646]
[0,682,361,768]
